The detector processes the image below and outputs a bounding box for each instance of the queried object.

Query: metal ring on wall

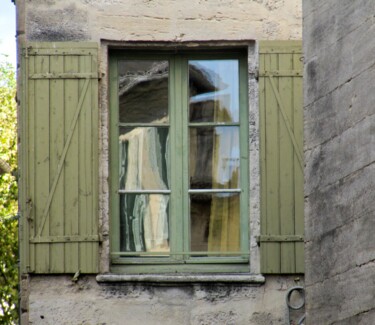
[286,286,305,310]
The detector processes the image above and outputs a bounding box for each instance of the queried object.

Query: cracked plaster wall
[303,0,375,324]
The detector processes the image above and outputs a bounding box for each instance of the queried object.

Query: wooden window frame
[109,49,250,274]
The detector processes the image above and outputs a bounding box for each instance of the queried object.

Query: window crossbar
[188,189,241,194]
[188,122,240,127]
[111,251,249,256]
[119,123,170,127]
[118,189,171,194]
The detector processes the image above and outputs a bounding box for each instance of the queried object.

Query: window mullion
[180,56,190,260]
[170,56,185,260]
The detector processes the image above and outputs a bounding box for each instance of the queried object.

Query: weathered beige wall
[28,275,304,325]
[22,0,301,42]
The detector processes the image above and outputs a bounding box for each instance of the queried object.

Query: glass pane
[119,127,169,190]
[189,60,239,123]
[190,193,240,254]
[120,194,170,253]
[190,127,240,189]
[119,60,169,124]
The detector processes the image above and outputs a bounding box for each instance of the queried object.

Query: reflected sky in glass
[189,60,239,123]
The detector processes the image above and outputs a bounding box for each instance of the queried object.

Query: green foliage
[0,58,18,325]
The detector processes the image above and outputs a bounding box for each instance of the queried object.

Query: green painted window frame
[109,49,250,274]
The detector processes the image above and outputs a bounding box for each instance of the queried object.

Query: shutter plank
[19,53,28,273]
[64,54,80,273]
[49,54,65,272]
[34,55,50,273]
[263,52,280,273]
[28,55,36,273]
[78,55,88,272]
[91,50,99,273]
[279,53,296,273]
[78,54,97,273]
[293,53,304,273]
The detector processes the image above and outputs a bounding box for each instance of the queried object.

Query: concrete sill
[96,274,265,284]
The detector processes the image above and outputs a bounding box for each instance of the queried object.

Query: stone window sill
[96,273,265,284]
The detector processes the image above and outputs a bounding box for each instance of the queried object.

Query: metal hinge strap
[259,70,302,77]
[29,72,98,79]
[257,235,304,244]
[30,235,100,244]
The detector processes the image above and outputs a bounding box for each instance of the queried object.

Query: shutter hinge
[24,46,32,58]
[26,198,33,221]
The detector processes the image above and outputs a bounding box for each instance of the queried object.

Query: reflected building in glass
[118,59,241,256]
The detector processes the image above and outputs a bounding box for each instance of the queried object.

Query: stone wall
[303,1,375,324]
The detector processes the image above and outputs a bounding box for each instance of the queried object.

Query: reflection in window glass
[119,127,169,190]
[120,194,170,253]
[119,60,169,124]
[190,193,240,254]
[189,60,239,123]
[190,127,240,189]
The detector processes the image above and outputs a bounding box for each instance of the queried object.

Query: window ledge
[96,273,265,284]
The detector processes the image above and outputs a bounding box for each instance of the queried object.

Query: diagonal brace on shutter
[36,78,90,237]
[268,75,303,170]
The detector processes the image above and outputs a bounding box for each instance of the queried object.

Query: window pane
[120,194,170,253]
[190,127,240,189]
[119,127,169,190]
[119,60,169,124]
[189,60,239,123]
[190,193,240,253]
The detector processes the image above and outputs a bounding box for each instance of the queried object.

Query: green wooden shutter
[259,41,304,274]
[19,42,99,274]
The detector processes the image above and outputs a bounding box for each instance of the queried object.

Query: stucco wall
[27,275,304,325]
[304,0,375,324]
[17,1,303,324]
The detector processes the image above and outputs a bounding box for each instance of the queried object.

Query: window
[109,50,249,273]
